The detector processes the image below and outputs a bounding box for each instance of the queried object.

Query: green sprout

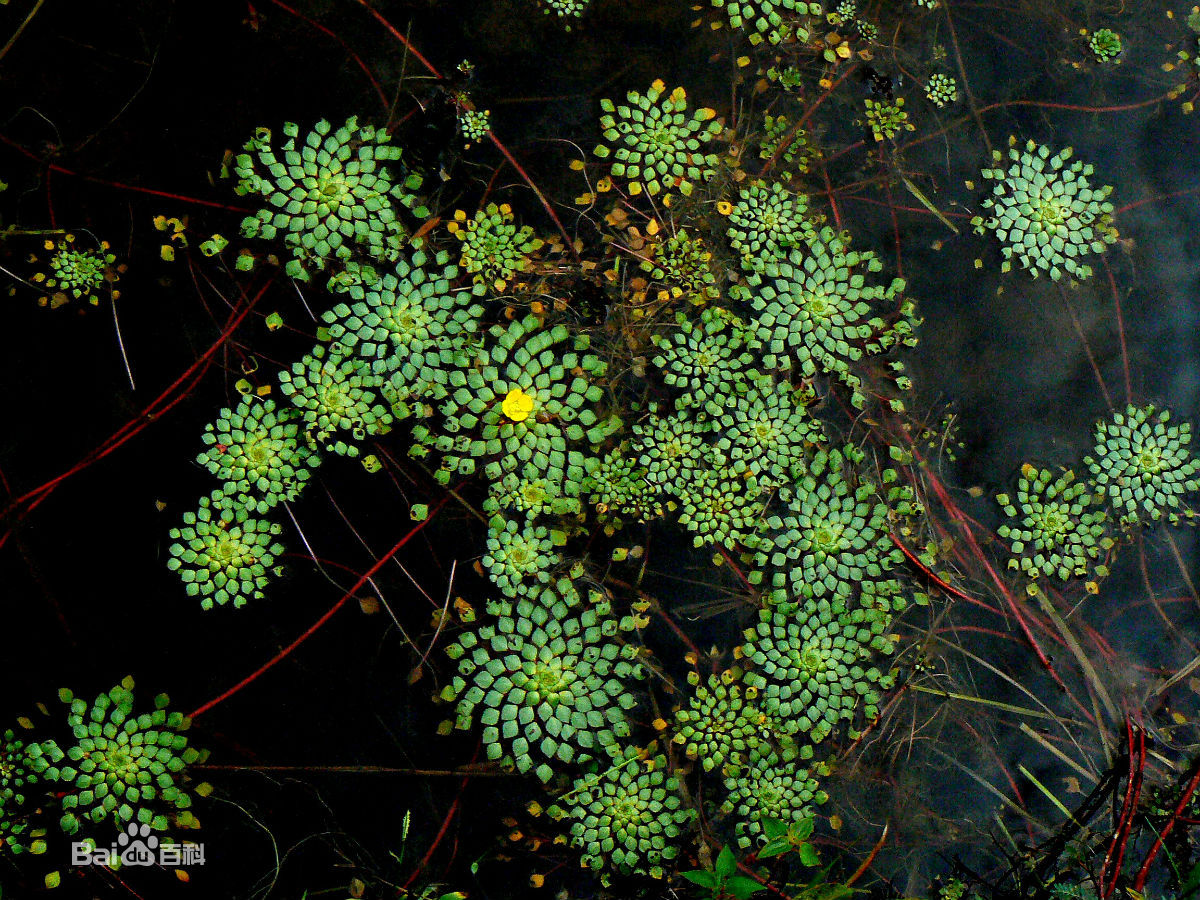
[756,447,906,612]
[722,746,827,849]
[971,138,1117,281]
[737,226,912,408]
[863,97,914,142]
[233,116,428,281]
[725,181,816,268]
[483,472,582,519]
[482,517,563,596]
[537,0,590,25]
[448,202,543,288]
[855,19,878,42]
[682,844,767,900]
[742,601,893,743]
[442,591,643,782]
[43,679,206,836]
[584,446,667,523]
[709,0,823,46]
[650,308,761,414]
[829,1,856,25]
[925,73,958,107]
[166,490,286,610]
[675,469,766,549]
[196,397,317,508]
[413,316,614,493]
[1085,404,1200,526]
[278,344,395,458]
[551,747,695,881]
[1089,29,1122,63]
[321,249,484,388]
[997,465,1112,581]
[31,235,118,308]
[457,107,491,146]
[673,674,761,772]
[758,114,812,174]
[638,228,720,306]
[1,728,61,855]
[715,375,819,485]
[594,80,723,197]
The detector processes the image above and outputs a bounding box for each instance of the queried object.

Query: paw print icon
[117,822,159,866]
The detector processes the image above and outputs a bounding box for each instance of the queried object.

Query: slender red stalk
[1132,752,1200,890]
[347,0,579,258]
[267,0,389,111]
[188,496,448,719]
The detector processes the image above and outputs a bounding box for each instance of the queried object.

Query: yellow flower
[501,387,535,422]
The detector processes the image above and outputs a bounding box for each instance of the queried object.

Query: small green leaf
[726,875,765,900]
[681,870,721,890]
[716,844,737,879]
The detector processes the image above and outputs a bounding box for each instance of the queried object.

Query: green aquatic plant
[715,375,819,484]
[233,116,428,281]
[971,138,1117,281]
[1,729,60,854]
[322,249,484,387]
[722,746,826,849]
[737,226,912,408]
[758,114,811,173]
[673,675,761,772]
[725,181,815,267]
[536,0,590,24]
[279,344,395,458]
[43,680,205,835]
[1085,404,1200,525]
[448,202,543,288]
[709,0,823,45]
[925,73,958,107]
[482,517,563,596]
[457,107,491,146]
[757,447,906,611]
[484,472,582,518]
[855,18,878,42]
[742,601,893,743]
[863,97,914,142]
[31,235,119,308]
[676,469,766,549]
[638,228,720,306]
[633,413,721,487]
[167,490,286,610]
[650,308,761,414]
[829,0,856,24]
[1089,29,1122,63]
[196,397,316,507]
[412,316,613,493]
[997,465,1112,581]
[594,80,723,197]
[551,747,694,881]
[442,591,642,782]
[584,447,666,522]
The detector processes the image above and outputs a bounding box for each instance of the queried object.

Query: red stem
[189,496,448,719]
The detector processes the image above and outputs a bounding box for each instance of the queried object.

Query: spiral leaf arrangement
[594,80,723,197]
[234,116,428,281]
[971,137,1117,281]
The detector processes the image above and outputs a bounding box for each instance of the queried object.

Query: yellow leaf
[569,159,585,171]
[530,874,545,888]
[829,814,843,831]
[652,717,668,731]
[160,245,175,262]
[527,800,543,816]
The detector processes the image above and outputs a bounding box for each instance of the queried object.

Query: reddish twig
[188,496,448,719]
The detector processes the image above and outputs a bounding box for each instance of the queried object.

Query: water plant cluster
[0,677,207,881]
[8,0,1195,895]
